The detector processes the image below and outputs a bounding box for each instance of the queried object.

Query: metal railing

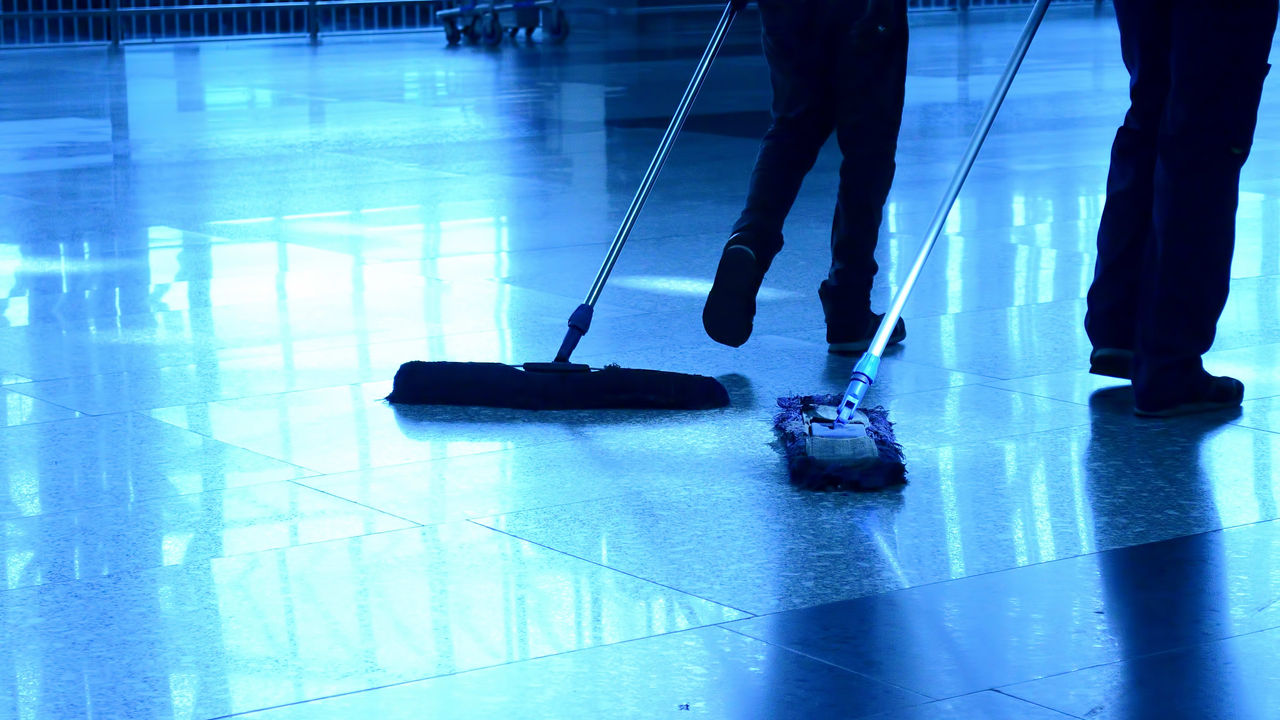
[0,0,456,47]
[1,0,1106,48]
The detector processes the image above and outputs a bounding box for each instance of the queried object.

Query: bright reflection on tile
[0,414,308,520]
[0,389,78,428]
[148,382,581,473]
[3,481,414,590]
[233,627,925,720]
[0,523,745,719]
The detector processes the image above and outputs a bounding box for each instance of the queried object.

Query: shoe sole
[702,246,758,348]
[1089,349,1133,380]
[828,321,906,355]
[1134,377,1244,418]
[1134,401,1242,418]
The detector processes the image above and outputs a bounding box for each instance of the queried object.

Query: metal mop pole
[552,2,742,364]
[836,0,1053,424]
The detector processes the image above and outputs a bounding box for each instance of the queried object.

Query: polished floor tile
[879,383,1092,449]
[1235,395,1280,437]
[479,415,1280,615]
[3,480,415,590]
[0,413,308,520]
[727,518,1280,699]
[0,523,745,720]
[4,4,1280,718]
[232,627,925,720]
[992,342,1280,408]
[0,389,78,428]
[856,691,1075,720]
[296,411,780,526]
[147,381,587,473]
[1002,627,1280,720]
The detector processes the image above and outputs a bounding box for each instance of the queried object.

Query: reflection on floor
[3,5,1280,719]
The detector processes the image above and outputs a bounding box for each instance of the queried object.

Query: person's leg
[823,0,908,346]
[728,0,835,265]
[1132,0,1276,415]
[1083,0,1171,372]
[706,0,833,347]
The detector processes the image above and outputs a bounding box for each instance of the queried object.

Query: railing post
[308,0,320,44]
[108,0,121,50]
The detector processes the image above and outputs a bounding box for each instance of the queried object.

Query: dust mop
[388,1,748,411]
[776,0,1053,490]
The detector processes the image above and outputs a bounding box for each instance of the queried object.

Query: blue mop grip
[835,353,880,425]
[554,303,595,362]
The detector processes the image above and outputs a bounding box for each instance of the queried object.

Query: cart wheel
[545,7,568,44]
[480,11,503,46]
[444,18,462,46]
[462,17,481,44]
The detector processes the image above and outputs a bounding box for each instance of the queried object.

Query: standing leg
[729,0,835,266]
[823,0,908,345]
[1084,0,1172,359]
[1133,0,1276,414]
[705,0,834,347]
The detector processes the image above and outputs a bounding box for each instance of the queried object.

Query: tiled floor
[3,4,1280,719]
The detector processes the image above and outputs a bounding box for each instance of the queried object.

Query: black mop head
[773,394,907,491]
[387,361,729,410]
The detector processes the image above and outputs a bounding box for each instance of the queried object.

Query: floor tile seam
[285,477,428,527]
[987,688,1083,718]
[1228,418,1280,437]
[300,464,722,529]
[449,471,777,527]
[0,358,387,400]
[894,417,1096,453]
[464,518,759,618]
[725,606,1280,713]
[990,623,1280,704]
[983,379,1280,430]
[132,409,328,475]
[283,429,596,489]
[716,624,940,706]
[0,410,84,430]
[203,623,740,720]
[972,379,1096,407]
[0,295,607,364]
[724,517,1280,649]
[0,523,432,597]
[0,473,387,529]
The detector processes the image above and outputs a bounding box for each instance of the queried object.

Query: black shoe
[703,245,763,347]
[1089,347,1134,380]
[1134,374,1244,418]
[827,314,906,355]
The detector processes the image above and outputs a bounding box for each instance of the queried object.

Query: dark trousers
[1085,0,1276,398]
[731,0,908,324]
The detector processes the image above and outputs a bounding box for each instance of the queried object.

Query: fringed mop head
[774,394,907,491]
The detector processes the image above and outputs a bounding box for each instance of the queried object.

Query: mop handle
[836,0,1052,423]
[584,2,739,308]
[554,2,741,363]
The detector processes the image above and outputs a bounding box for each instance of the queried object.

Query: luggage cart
[438,0,569,46]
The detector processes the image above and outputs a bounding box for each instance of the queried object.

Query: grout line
[203,624,737,720]
[286,478,426,527]
[466,519,758,619]
[989,689,1082,718]
[717,625,940,702]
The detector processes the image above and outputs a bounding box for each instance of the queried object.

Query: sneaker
[1134,374,1244,418]
[828,314,906,355]
[1089,347,1134,380]
[703,244,764,347]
